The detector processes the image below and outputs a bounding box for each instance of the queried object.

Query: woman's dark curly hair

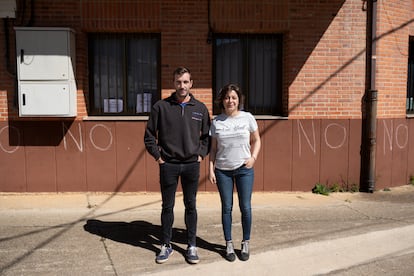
[215,83,244,110]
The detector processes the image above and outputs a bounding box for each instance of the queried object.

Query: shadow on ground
[83,219,226,260]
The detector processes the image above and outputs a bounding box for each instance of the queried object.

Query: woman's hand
[244,156,256,169]
[209,138,218,184]
[209,171,217,185]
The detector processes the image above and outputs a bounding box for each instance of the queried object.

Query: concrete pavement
[1,185,414,275]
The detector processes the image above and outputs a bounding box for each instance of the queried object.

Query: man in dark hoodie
[144,67,210,264]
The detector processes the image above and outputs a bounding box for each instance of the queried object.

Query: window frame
[212,33,283,116]
[407,36,414,114]
[88,33,161,116]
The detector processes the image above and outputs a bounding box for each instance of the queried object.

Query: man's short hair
[173,67,191,80]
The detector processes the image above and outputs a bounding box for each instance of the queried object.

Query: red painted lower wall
[0,119,413,192]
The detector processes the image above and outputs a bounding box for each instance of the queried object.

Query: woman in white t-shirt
[209,84,261,262]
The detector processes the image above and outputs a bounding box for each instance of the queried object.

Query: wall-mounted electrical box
[15,27,77,117]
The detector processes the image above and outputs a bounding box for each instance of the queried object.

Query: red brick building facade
[1,0,414,192]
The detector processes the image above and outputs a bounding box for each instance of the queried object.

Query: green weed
[410,175,414,185]
[312,183,331,196]
[312,182,360,195]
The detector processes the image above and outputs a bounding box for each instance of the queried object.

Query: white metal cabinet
[19,83,71,116]
[15,27,77,117]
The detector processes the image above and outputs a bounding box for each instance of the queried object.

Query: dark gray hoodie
[144,92,211,163]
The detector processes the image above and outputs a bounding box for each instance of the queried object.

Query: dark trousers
[159,162,200,246]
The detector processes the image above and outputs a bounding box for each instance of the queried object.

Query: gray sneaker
[156,244,173,264]
[240,240,249,261]
[186,245,200,264]
[225,241,236,262]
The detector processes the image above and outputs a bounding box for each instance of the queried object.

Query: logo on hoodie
[191,111,203,121]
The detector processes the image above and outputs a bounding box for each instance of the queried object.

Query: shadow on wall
[7,120,75,146]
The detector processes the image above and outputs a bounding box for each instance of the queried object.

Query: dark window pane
[127,37,158,113]
[89,33,160,115]
[213,34,283,115]
[215,38,243,95]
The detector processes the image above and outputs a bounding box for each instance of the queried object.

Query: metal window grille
[88,33,160,115]
[213,34,283,115]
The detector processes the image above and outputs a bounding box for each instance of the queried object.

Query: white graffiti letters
[0,123,114,153]
[0,126,20,153]
[382,120,408,154]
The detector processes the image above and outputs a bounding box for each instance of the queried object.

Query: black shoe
[240,240,249,261]
[225,241,236,262]
[155,244,173,264]
[186,245,200,264]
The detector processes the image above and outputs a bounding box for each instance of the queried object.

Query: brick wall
[0,0,412,120]
[376,0,411,118]
[288,0,366,119]
[0,17,17,120]
[1,0,414,192]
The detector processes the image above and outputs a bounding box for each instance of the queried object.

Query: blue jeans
[159,162,200,246]
[215,165,254,242]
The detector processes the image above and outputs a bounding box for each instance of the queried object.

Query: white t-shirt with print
[210,111,258,170]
